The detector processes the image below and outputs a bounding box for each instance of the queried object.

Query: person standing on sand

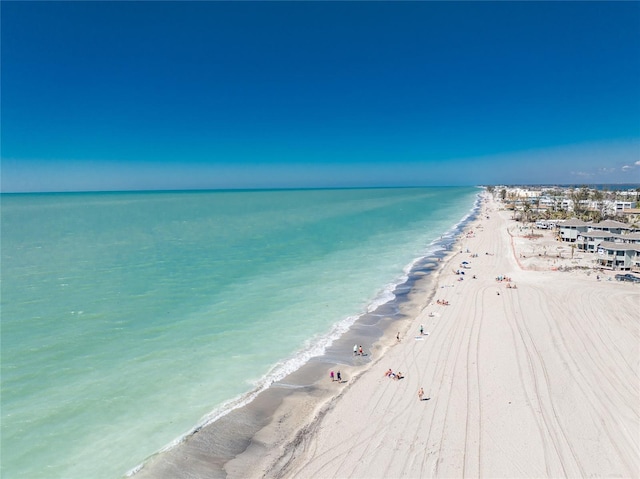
[330,370,335,381]
[396,332,400,342]
[358,345,363,356]
[418,388,424,401]
[337,371,341,382]
[353,344,358,355]
[420,324,424,335]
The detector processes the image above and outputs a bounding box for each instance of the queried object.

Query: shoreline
[237,219,478,479]
[236,198,485,479]
[132,195,483,478]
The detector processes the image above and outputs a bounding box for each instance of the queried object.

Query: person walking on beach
[418,387,424,401]
[420,324,424,335]
[330,370,335,382]
[354,344,358,355]
[337,370,341,382]
[358,345,363,356]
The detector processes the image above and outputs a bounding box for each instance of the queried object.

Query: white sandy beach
[254,194,640,479]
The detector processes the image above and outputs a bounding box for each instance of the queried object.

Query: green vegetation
[490,185,638,224]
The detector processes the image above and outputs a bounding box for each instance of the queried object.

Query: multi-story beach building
[577,231,617,252]
[558,218,589,242]
[570,221,640,270]
[596,242,640,271]
[589,219,635,234]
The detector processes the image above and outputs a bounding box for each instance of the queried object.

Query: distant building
[615,201,634,213]
[620,208,640,226]
[559,199,574,212]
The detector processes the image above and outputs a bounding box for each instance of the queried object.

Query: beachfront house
[576,219,640,253]
[596,241,640,271]
[558,218,589,242]
[577,231,640,253]
[576,231,616,252]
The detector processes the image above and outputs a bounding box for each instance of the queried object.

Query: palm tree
[571,186,590,219]
[591,190,605,222]
[522,202,532,223]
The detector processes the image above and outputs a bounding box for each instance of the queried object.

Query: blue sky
[2,1,639,192]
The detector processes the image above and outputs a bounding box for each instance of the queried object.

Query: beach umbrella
[462,261,469,264]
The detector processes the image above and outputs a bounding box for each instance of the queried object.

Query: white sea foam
[367,287,397,313]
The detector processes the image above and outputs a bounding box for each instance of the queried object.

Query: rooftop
[599,241,640,253]
[560,218,590,227]
[592,220,631,229]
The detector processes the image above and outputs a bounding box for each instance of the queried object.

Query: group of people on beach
[436,299,450,305]
[328,344,367,384]
[384,368,404,380]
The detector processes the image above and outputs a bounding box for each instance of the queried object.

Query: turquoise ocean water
[1,187,478,478]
